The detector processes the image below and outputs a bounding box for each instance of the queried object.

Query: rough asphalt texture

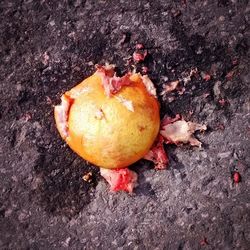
[0,0,250,249]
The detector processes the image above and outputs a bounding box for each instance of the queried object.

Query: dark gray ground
[0,0,250,249]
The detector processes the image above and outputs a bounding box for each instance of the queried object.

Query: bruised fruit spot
[100,168,138,193]
[138,125,146,132]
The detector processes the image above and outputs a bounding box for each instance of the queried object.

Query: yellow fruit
[55,68,160,169]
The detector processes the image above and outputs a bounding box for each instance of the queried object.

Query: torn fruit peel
[143,135,169,170]
[160,115,207,147]
[100,168,138,193]
[54,64,207,193]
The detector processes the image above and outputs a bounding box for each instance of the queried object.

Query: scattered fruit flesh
[55,64,207,193]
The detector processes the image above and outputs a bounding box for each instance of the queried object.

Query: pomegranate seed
[136,43,144,49]
[142,66,149,74]
[233,172,241,183]
[200,237,208,246]
[133,51,147,63]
